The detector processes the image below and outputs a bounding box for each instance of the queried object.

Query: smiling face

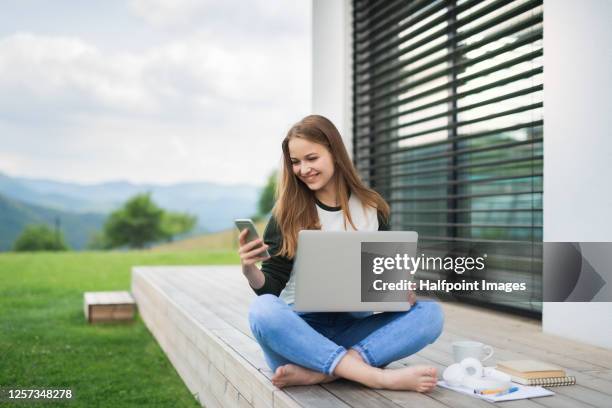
[288,137,335,192]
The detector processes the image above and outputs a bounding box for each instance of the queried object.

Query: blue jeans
[248,294,444,376]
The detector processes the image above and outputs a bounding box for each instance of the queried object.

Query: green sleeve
[252,215,294,296]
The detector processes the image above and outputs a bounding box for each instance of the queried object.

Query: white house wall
[543,0,612,348]
[312,0,353,153]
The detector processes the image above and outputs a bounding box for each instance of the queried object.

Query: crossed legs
[248,294,444,391]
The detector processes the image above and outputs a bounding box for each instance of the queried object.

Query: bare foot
[379,365,437,392]
[271,364,337,388]
[272,350,364,388]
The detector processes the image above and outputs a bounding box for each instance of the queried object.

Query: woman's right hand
[238,228,271,266]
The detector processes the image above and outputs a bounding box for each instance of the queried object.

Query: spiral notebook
[496,360,576,387]
[513,376,577,386]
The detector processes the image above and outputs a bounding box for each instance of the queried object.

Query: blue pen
[495,386,519,397]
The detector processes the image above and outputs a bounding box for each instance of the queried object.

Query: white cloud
[0,2,311,185]
[127,0,310,38]
[0,33,156,116]
[0,111,287,186]
[0,30,309,119]
[128,0,206,28]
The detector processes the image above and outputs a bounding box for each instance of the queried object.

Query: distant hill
[0,172,261,233]
[0,193,106,251]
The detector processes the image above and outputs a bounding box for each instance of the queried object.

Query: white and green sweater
[253,193,390,305]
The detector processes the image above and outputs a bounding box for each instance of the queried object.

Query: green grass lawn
[0,250,240,407]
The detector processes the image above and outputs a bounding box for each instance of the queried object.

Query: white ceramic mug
[452,340,494,363]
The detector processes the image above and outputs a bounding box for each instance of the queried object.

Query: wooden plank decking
[131,266,612,408]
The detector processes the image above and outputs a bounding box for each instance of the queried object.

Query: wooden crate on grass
[84,291,136,323]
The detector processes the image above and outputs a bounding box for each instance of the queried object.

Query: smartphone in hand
[234,219,271,258]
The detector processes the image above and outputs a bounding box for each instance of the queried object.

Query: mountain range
[0,172,261,251]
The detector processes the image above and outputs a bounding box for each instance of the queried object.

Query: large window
[353,0,543,314]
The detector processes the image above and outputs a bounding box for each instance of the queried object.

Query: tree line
[13,172,277,252]
[12,193,196,251]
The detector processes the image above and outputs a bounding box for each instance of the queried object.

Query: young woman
[238,115,444,391]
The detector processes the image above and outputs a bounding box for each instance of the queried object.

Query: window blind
[353,0,543,315]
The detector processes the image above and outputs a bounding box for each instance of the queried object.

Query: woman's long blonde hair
[273,114,390,258]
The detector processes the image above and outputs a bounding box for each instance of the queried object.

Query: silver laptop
[293,230,418,312]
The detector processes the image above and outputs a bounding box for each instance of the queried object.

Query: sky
[0,0,312,187]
